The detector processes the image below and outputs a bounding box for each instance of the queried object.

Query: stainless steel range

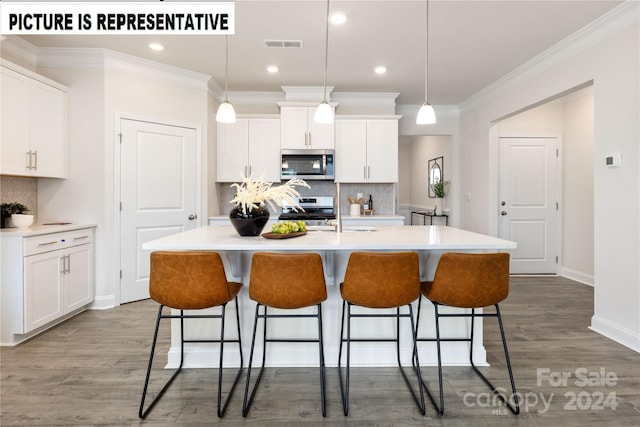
[279,196,336,226]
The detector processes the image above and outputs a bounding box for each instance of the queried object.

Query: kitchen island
[143,225,516,368]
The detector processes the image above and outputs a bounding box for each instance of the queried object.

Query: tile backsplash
[218,181,396,216]
[0,176,38,220]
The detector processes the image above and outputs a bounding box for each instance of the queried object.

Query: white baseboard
[590,315,640,353]
[89,295,116,310]
[561,268,594,287]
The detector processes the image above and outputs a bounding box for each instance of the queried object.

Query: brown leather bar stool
[414,252,519,415]
[139,251,244,419]
[242,252,328,417]
[338,251,426,416]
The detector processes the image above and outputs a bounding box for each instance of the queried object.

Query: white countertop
[0,223,96,237]
[143,225,516,252]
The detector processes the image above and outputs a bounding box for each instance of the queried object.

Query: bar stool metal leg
[139,301,243,419]
[338,301,426,416]
[243,303,327,417]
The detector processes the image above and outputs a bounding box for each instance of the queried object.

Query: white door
[120,119,198,303]
[498,137,559,274]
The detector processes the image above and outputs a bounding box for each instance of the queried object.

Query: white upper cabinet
[335,118,398,183]
[1,63,67,178]
[217,118,280,182]
[280,106,334,149]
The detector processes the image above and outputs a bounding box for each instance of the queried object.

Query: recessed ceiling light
[374,66,387,75]
[267,65,279,73]
[149,43,164,51]
[330,12,346,25]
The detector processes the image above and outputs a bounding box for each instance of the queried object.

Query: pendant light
[315,0,334,124]
[216,35,236,123]
[417,0,436,125]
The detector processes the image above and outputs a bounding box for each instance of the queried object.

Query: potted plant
[1,203,33,228]
[228,176,309,236]
[431,181,450,215]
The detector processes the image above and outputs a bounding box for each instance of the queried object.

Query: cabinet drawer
[24,229,94,256]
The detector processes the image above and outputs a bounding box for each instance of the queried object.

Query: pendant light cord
[224,34,229,103]
[322,0,330,103]
[424,0,429,103]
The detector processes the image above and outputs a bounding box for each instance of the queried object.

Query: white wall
[36,58,210,308]
[408,135,453,211]
[562,90,595,283]
[459,10,639,351]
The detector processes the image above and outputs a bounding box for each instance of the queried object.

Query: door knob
[188,214,197,220]
[501,211,508,216]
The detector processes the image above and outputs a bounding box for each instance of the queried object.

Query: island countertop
[143,225,516,251]
[141,225,516,369]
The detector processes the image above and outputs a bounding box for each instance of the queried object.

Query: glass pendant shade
[216,101,236,124]
[416,102,436,125]
[314,101,334,124]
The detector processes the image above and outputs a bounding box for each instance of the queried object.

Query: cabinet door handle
[304,132,308,147]
[308,133,311,147]
[368,166,371,179]
[38,241,58,247]
[363,165,367,179]
[248,165,252,176]
[60,254,69,274]
[32,150,38,170]
[26,151,32,169]
[74,236,89,241]
[66,254,71,273]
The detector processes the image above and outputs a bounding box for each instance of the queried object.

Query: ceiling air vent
[264,40,303,48]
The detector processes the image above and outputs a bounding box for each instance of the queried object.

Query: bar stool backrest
[428,252,510,308]
[249,252,327,309]
[341,252,420,308]
[149,251,235,309]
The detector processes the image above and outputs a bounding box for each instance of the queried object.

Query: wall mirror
[428,156,443,198]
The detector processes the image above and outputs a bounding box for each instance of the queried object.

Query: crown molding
[0,36,38,65]
[281,86,334,101]
[1,36,211,90]
[396,104,459,118]
[37,48,211,90]
[331,92,399,108]
[459,0,640,114]
[227,90,285,105]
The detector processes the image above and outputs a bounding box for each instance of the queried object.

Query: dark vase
[229,205,270,236]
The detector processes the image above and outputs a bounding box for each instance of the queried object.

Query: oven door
[281,149,334,180]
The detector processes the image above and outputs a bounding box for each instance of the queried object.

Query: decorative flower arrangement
[229,176,310,214]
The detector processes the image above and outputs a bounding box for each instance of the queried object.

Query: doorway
[118,118,200,304]
[494,85,594,280]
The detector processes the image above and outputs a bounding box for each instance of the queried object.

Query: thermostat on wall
[605,153,621,168]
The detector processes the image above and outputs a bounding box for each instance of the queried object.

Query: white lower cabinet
[1,227,95,345]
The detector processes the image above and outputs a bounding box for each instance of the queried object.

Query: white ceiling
[16,0,623,105]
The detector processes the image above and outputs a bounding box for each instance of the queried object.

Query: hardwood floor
[1,277,639,426]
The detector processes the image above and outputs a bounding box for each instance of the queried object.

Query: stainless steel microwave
[281,149,335,181]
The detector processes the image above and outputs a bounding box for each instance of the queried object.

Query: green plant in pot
[432,181,450,215]
[1,203,32,228]
[432,180,450,198]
